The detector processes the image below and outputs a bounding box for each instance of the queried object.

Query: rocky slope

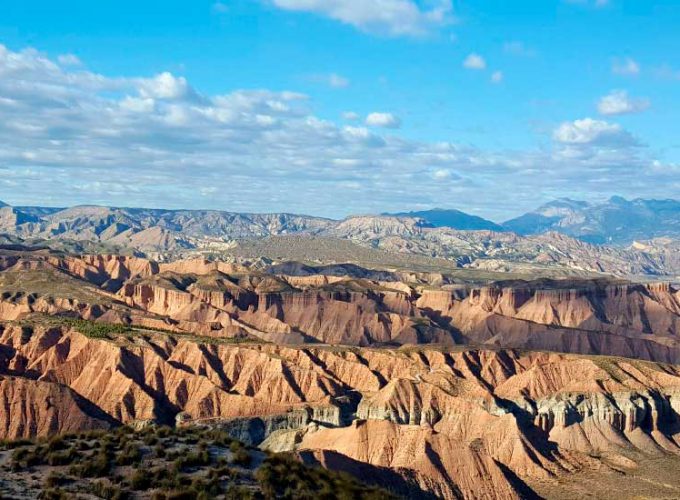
[1,324,680,498]
[2,250,680,497]
[1,249,679,360]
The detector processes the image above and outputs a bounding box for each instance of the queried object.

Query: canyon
[1,247,680,497]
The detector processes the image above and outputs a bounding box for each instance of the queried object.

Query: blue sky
[0,0,678,220]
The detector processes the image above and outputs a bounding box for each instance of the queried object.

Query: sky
[0,0,678,221]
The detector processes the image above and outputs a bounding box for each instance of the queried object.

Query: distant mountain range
[503,196,680,244]
[0,197,679,278]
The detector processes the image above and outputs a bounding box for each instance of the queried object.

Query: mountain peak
[505,196,680,244]
[608,195,630,205]
[383,208,503,231]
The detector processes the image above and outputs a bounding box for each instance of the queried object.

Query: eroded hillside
[1,324,680,498]
[2,249,680,498]
[1,249,679,360]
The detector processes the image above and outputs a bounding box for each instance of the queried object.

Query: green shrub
[47,446,80,466]
[225,485,257,500]
[143,433,159,446]
[231,448,251,467]
[255,453,395,500]
[44,472,67,488]
[70,449,110,478]
[173,449,211,471]
[47,435,68,452]
[130,469,152,491]
[56,318,132,339]
[115,442,142,465]
[38,488,70,500]
[89,479,128,500]
[0,437,34,450]
[11,446,44,469]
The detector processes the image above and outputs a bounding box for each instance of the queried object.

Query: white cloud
[269,0,453,37]
[612,57,640,76]
[120,96,155,113]
[433,169,451,180]
[553,118,636,146]
[0,43,675,220]
[365,112,401,128]
[597,90,649,116]
[491,71,503,84]
[138,72,191,100]
[463,53,486,70]
[342,111,359,120]
[57,54,81,66]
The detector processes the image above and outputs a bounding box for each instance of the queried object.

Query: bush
[0,438,34,450]
[231,447,251,467]
[70,449,110,478]
[56,318,132,339]
[115,442,142,466]
[130,469,152,491]
[47,446,80,466]
[255,453,395,500]
[38,488,70,500]
[47,435,68,452]
[44,472,68,488]
[173,450,211,472]
[11,446,44,469]
[225,485,257,500]
[143,433,159,446]
[89,479,128,500]
[156,426,172,438]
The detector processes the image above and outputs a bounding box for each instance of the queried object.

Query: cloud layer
[269,0,453,37]
[0,44,676,220]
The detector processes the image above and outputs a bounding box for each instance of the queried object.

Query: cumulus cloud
[138,72,192,99]
[597,90,650,116]
[365,112,401,128]
[269,0,453,37]
[463,53,486,70]
[553,118,635,146]
[491,71,503,84]
[612,57,640,76]
[0,43,675,219]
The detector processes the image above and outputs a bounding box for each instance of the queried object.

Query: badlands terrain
[0,246,679,498]
[0,197,679,499]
